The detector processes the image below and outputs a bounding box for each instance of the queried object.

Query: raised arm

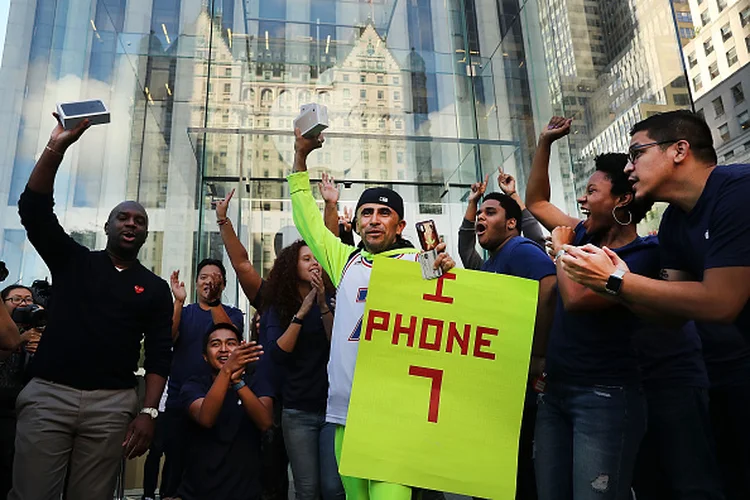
[215,189,263,306]
[458,176,488,270]
[498,169,546,246]
[19,114,92,268]
[526,117,580,232]
[170,270,186,342]
[319,173,341,237]
[0,301,20,351]
[289,129,355,287]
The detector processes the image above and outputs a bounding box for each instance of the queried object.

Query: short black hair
[482,192,523,234]
[594,153,653,224]
[630,110,717,164]
[202,322,242,354]
[1,285,32,301]
[196,258,227,284]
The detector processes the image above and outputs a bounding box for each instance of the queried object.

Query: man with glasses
[560,109,750,499]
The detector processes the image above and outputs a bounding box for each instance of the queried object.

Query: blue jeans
[282,408,345,500]
[534,382,646,500]
[633,386,724,500]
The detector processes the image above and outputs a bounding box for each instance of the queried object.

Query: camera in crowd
[12,304,47,330]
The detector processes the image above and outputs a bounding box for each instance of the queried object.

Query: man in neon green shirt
[288,130,456,500]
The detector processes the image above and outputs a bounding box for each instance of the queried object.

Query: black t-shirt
[177,357,277,500]
[18,187,173,389]
[658,164,750,388]
[262,302,330,413]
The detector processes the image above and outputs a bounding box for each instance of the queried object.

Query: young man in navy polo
[561,110,750,499]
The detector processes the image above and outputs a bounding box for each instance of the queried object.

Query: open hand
[297,288,317,319]
[170,270,187,303]
[318,173,339,204]
[310,270,327,309]
[339,206,353,232]
[224,342,264,375]
[540,116,572,143]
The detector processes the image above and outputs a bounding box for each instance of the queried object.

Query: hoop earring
[612,206,632,226]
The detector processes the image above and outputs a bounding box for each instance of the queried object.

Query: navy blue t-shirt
[263,302,331,413]
[480,236,556,281]
[633,321,708,390]
[546,223,659,385]
[176,356,277,500]
[166,303,244,408]
[658,164,750,388]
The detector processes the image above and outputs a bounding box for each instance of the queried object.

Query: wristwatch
[604,268,627,295]
[233,380,247,392]
[140,407,159,419]
[291,315,304,325]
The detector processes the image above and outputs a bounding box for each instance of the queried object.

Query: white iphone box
[293,103,328,138]
[56,99,110,130]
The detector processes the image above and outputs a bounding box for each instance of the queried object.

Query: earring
[612,206,632,226]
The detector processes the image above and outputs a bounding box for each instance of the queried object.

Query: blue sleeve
[508,242,556,281]
[250,355,280,399]
[180,376,209,411]
[657,208,687,271]
[261,307,292,365]
[228,308,245,332]
[706,176,750,269]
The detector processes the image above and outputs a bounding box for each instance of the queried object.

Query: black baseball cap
[355,187,404,220]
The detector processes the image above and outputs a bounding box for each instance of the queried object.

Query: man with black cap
[288,129,455,500]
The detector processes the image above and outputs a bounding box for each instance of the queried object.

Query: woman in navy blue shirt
[526,117,657,500]
[261,240,344,500]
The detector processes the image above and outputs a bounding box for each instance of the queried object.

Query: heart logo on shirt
[134,285,145,294]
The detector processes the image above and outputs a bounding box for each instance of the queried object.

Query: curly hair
[594,153,653,223]
[261,240,334,326]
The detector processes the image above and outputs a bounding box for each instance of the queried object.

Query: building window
[393,76,400,85]
[676,11,692,23]
[713,97,725,117]
[725,151,735,160]
[693,74,703,91]
[687,52,697,68]
[718,0,727,12]
[395,120,403,130]
[704,38,714,55]
[709,62,719,79]
[746,36,750,53]
[397,151,404,164]
[719,123,730,142]
[360,89,366,99]
[360,74,366,83]
[721,23,732,42]
[223,83,231,93]
[343,150,351,162]
[361,118,368,129]
[343,88,351,98]
[742,7,750,27]
[727,46,738,66]
[394,91,401,101]
[378,90,384,100]
[377,75,384,84]
[701,10,710,26]
[362,151,369,162]
[378,118,385,129]
[674,93,691,106]
[679,27,695,39]
[740,110,750,130]
[732,83,745,104]
[379,151,387,163]
[343,74,350,82]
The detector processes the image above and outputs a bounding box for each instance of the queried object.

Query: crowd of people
[0,107,748,500]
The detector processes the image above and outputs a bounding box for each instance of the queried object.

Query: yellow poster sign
[339,258,539,499]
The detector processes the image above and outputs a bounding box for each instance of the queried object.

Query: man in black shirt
[8,113,173,500]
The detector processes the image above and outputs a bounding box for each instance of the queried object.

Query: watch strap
[140,407,158,419]
[291,315,304,325]
[233,380,247,392]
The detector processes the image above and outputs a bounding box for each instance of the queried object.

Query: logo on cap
[379,196,388,203]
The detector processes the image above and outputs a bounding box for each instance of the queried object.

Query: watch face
[605,274,624,295]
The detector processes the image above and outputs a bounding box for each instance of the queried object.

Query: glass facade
[0,0,691,314]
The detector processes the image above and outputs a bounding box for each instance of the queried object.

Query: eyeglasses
[4,297,33,305]
[627,140,680,163]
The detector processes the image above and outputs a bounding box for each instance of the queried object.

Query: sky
[0,0,9,67]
